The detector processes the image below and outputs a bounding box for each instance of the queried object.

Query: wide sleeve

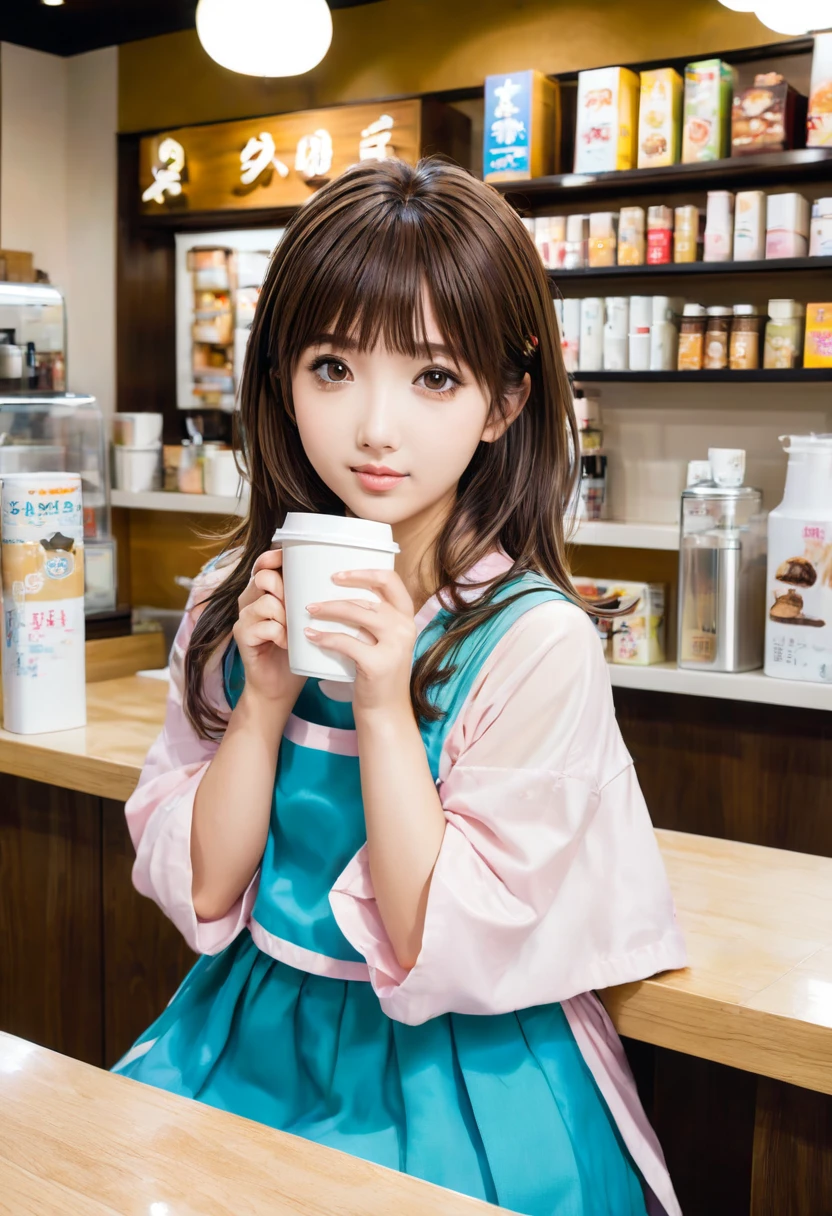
[126,558,259,955]
[330,600,686,1025]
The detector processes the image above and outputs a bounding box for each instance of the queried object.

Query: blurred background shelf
[573,521,679,550]
[550,257,832,282]
[571,369,832,383]
[111,489,247,515]
[608,661,832,712]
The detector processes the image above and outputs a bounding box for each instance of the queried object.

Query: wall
[118,0,780,133]
[0,42,117,416]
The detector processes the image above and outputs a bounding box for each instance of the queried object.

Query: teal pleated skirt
[114,933,647,1216]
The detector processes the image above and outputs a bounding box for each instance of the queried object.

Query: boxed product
[637,68,683,168]
[804,303,832,367]
[731,73,807,157]
[810,197,832,257]
[682,59,736,163]
[534,215,566,269]
[766,192,810,259]
[0,249,35,283]
[573,578,667,665]
[574,67,639,173]
[484,71,561,181]
[733,190,766,261]
[807,31,832,147]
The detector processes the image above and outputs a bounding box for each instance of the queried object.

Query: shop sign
[138,98,430,214]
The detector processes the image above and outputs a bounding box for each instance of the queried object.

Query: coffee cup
[271,513,400,683]
[708,447,745,488]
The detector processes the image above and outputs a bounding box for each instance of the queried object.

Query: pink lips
[352,465,408,492]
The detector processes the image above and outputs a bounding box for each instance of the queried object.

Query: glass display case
[0,392,115,613]
[0,283,67,393]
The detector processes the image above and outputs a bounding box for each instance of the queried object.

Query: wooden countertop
[1,676,831,1097]
[0,1031,498,1216]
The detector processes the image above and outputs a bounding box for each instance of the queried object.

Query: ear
[481,373,531,444]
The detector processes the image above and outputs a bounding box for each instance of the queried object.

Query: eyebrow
[309,333,459,361]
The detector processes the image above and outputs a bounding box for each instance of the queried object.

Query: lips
[351,465,408,492]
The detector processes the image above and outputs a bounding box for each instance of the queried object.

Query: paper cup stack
[1,472,86,733]
[112,412,163,493]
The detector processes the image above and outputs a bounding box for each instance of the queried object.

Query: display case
[0,392,115,612]
[0,283,67,393]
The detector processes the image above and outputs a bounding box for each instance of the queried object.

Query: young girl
[115,158,685,1216]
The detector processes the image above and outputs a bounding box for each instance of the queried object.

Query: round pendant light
[196,0,333,77]
[752,0,831,34]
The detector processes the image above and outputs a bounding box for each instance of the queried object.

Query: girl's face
[291,297,529,533]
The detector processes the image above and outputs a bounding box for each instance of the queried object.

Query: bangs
[269,172,525,391]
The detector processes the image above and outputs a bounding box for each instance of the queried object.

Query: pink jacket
[126,550,686,1216]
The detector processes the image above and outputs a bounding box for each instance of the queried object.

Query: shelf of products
[572,368,832,383]
[493,149,832,205]
[549,256,832,282]
[608,661,832,712]
[111,490,247,515]
[572,521,679,550]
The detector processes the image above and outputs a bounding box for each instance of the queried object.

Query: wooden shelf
[609,661,832,712]
[111,489,247,515]
[549,257,832,282]
[573,520,679,550]
[571,369,832,383]
[493,149,832,205]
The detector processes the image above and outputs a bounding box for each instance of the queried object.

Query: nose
[356,385,400,456]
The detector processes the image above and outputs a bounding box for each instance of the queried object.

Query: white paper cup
[708,447,745,488]
[272,513,400,683]
[203,449,243,498]
[113,413,163,447]
[114,445,162,493]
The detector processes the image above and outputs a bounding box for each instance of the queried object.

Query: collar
[414,549,515,637]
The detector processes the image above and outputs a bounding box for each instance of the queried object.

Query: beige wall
[118,0,780,133]
[0,43,118,416]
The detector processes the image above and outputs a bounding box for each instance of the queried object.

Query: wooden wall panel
[102,800,196,1067]
[614,689,832,855]
[0,775,103,1065]
[751,1078,832,1216]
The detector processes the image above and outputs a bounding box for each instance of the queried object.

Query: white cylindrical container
[114,445,162,493]
[0,472,86,733]
[650,296,681,371]
[112,413,164,447]
[603,297,629,370]
[561,299,581,372]
[273,513,400,683]
[564,215,588,270]
[765,435,832,684]
[203,449,243,498]
[579,298,604,372]
[704,191,734,263]
[629,295,652,371]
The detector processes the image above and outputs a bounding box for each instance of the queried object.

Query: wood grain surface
[0,1031,499,1216]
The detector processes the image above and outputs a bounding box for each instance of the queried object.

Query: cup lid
[272,512,400,554]
[683,303,707,317]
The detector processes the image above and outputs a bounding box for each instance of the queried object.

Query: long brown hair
[186,157,580,737]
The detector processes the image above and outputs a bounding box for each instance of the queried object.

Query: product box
[484,71,561,181]
[731,73,807,157]
[573,578,667,665]
[574,66,639,174]
[682,59,736,163]
[765,507,832,683]
[733,190,766,261]
[804,303,832,367]
[534,215,566,269]
[810,197,832,257]
[807,31,832,147]
[766,192,810,259]
[637,68,683,168]
[0,249,35,283]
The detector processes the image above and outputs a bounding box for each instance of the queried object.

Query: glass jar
[678,303,708,371]
[763,299,805,370]
[704,306,732,370]
[730,305,764,370]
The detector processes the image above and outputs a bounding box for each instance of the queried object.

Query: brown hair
[186,157,579,737]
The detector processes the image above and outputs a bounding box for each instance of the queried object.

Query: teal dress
[114,575,647,1216]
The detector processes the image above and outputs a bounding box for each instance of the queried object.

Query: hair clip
[522,334,539,360]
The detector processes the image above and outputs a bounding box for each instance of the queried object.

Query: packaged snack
[484,71,560,181]
[807,31,832,148]
[618,206,646,265]
[647,205,673,264]
[804,303,832,368]
[638,68,683,168]
[732,73,807,157]
[588,212,618,267]
[682,59,736,163]
[573,579,667,665]
[574,67,639,173]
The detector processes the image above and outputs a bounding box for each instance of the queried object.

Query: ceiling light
[716,0,757,10]
[41,0,66,6]
[195,0,333,77]
[753,0,832,34]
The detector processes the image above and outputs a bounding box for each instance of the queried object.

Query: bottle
[678,303,708,371]
[579,298,604,372]
[629,295,652,370]
[730,304,764,370]
[765,435,832,683]
[647,205,673,264]
[603,297,629,370]
[704,191,734,263]
[674,205,699,263]
[704,306,732,370]
[763,299,805,369]
[649,296,681,371]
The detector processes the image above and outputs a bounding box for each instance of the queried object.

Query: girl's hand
[305,569,417,716]
[234,549,306,707]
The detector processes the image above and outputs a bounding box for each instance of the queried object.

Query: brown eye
[421,369,454,392]
[326,360,348,382]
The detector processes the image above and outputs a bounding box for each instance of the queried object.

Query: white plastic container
[203,448,243,498]
[114,445,162,493]
[650,296,683,371]
[765,435,832,683]
[579,298,604,372]
[112,412,163,447]
[603,297,629,370]
[561,298,581,372]
[629,295,652,371]
[0,472,86,733]
[272,513,399,683]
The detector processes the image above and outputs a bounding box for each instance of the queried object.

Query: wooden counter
[0,1031,497,1216]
